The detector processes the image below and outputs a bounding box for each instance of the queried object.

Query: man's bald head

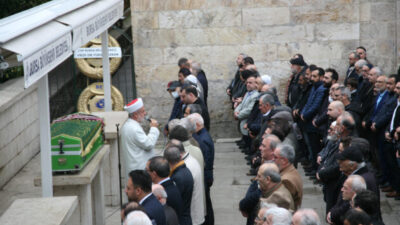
[260,162,280,176]
[292,209,320,225]
[327,101,344,120]
[152,184,167,205]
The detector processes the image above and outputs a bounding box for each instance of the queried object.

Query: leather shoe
[305,171,316,176]
[385,191,400,198]
[235,139,244,144]
[379,182,390,188]
[246,169,257,176]
[304,168,315,173]
[309,175,317,180]
[303,164,314,169]
[313,179,322,185]
[381,186,394,192]
[239,145,247,149]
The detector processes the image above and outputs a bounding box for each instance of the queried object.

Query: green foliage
[0,66,24,83]
[0,0,52,19]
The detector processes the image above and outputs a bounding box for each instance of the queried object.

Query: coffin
[50,113,104,172]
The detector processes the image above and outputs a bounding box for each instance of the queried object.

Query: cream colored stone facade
[131,0,400,138]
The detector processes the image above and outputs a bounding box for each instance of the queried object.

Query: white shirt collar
[158,177,170,185]
[139,193,152,205]
[263,110,271,117]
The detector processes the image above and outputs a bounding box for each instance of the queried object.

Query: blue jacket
[141,194,167,225]
[170,163,193,225]
[168,98,183,121]
[373,91,397,130]
[161,179,184,224]
[192,128,215,186]
[301,81,326,131]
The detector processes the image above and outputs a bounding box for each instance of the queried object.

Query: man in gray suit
[234,73,260,148]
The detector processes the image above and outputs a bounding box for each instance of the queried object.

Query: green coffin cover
[50,114,104,172]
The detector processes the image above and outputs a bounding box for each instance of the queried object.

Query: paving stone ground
[1,139,400,225]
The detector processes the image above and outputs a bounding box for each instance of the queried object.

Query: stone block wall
[0,78,39,188]
[131,0,400,138]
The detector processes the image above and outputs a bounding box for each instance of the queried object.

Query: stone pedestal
[92,111,128,206]
[34,145,109,225]
[0,196,79,225]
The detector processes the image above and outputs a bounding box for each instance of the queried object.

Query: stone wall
[131,0,400,138]
[0,78,39,188]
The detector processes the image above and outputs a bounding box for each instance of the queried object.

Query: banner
[23,34,72,88]
[72,0,123,50]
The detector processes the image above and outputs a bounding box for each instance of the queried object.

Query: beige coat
[281,164,303,210]
[262,183,295,212]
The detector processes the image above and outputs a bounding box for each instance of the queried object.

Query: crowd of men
[120,58,214,225]
[118,48,400,225]
[229,48,400,225]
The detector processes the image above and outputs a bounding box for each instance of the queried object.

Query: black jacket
[344,66,359,86]
[192,98,210,131]
[357,81,375,118]
[318,141,342,212]
[164,204,179,225]
[161,179,184,223]
[247,99,262,135]
[239,180,261,225]
[313,92,330,134]
[197,70,208,105]
[141,194,167,225]
[171,164,194,225]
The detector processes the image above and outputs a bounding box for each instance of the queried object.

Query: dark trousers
[375,132,390,184]
[385,142,400,192]
[304,131,321,169]
[203,184,214,225]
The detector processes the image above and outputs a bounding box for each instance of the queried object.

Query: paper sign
[74,47,121,58]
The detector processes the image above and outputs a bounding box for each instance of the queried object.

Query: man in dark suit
[254,94,277,146]
[152,184,180,225]
[125,170,167,225]
[182,85,210,131]
[335,147,381,217]
[164,145,194,225]
[189,113,215,225]
[312,68,338,140]
[146,156,184,223]
[192,62,208,106]
[383,78,400,199]
[300,67,327,173]
[328,174,367,225]
[363,72,396,185]
[344,52,360,86]
[286,55,308,108]
[239,180,261,225]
